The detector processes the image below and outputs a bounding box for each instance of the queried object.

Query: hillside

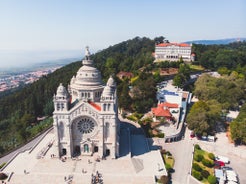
[1,36,246,156]
[0,36,156,156]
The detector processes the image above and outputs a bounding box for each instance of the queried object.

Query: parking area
[190,132,246,184]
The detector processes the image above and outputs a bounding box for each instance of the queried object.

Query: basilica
[52,47,120,159]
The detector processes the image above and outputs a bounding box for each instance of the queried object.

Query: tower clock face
[77,117,96,134]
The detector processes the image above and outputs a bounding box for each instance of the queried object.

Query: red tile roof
[156,43,190,47]
[152,107,172,117]
[116,71,134,79]
[89,101,101,111]
[151,102,178,118]
[161,102,179,108]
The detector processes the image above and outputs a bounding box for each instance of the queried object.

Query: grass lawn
[163,153,175,168]
[190,64,205,71]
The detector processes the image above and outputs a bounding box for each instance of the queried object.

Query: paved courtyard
[2,126,167,184]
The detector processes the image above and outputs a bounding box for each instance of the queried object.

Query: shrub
[202,158,214,168]
[192,170,203,181]
[208,153,215,160]
[157,132,165,138]
[165,163,172,172]
[201,170,210,179]
[207,175,216,184]
[194,154,204,162]
[166,151,172,156]
[194,144,201,150]
[192,163,202,172]
[0,162,6,169]
[157,175,169,184]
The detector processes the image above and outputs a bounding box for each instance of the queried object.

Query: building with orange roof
[151,102,179,121]
[116,71,134,80]
[154,42,192,62]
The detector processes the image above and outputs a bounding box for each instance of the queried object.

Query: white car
[215,155,230,164]
[226,181,238,184]
[226,175,238,183]
[226,170,237,177]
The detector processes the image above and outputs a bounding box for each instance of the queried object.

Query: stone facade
[53,47,120,159]
[154,43,192,62]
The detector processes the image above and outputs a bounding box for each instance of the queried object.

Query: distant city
[0,57,81,92]
[0,67,60,92]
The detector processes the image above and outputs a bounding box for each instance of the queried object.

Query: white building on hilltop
[154,42,192,62]
[53,47,120,159]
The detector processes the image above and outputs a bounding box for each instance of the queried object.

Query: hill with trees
[0,36,159,156]
[0,37,246,156]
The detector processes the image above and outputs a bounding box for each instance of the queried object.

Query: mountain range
[185,38,246,45]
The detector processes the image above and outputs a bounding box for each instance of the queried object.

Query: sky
[0,0,245,68]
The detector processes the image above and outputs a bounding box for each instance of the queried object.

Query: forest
[0,37,246,156]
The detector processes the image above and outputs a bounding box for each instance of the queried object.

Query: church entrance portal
[62,148,67,156]
[106,149,110,156]
[94,146,98,152]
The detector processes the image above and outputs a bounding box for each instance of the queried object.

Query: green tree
[187,101,221,135]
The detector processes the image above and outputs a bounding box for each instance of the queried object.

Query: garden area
[157,150,175,184]
[192,144,217,184]
[126,113,165,138]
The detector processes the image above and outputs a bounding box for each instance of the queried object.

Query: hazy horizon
[0,49,83,69]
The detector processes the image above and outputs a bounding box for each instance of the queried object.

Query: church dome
[106,75,115,87]
[56,83,68,97]
[102,85,114,98]
[71,47,103,88]
[101,77,115,98]
[74,65,103,86]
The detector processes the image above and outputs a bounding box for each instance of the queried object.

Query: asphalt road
[0,128,53,166]
[163,127,198,184]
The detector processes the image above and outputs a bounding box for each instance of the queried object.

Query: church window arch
[107,104,111,111]
[59,121,64,139]
[57,103,60,111]
[105,122,110,139]
[103,104,107,111]
[84,144,89,152]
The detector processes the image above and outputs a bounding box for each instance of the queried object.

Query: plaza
[2,123,167,184]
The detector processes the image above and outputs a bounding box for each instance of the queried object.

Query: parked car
[207,135,215,142]
[226,175,238,183]
[200,135,207,141]
[226,181,238,184]
[225,170,237,177]
[190,131,195,138]
[215,160,225,167]
[222,166,233,171]
[215,155,230,164]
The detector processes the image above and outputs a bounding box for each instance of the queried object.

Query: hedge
[192,170,203,181]
[194,154,204,162]
[194,144,201,150]
[208,175,216,184]
[208,153,215,160]
[202,158,214,168]
[201,170,210,179]
[192,163,202,172]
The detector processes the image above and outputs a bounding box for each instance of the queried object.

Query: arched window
[103,104,107,111]
[105,122,110,139]
[107,104,111,111]
[59,122,64,139]
[84,144,89,153]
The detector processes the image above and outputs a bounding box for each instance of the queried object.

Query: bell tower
[53,83,70,112]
